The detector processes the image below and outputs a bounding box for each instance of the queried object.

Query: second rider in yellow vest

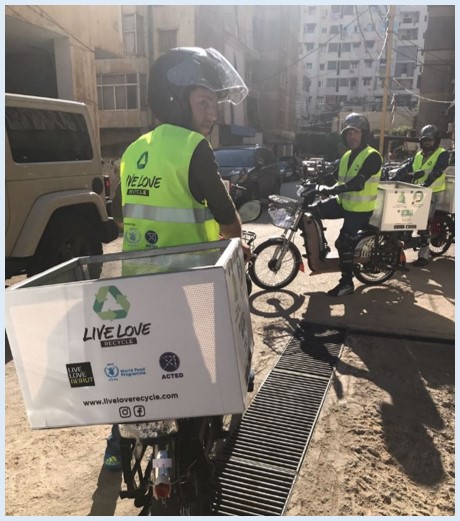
[311,112,383,297]
[392,124,449,267]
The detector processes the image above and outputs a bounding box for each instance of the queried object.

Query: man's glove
[318,185,339,196]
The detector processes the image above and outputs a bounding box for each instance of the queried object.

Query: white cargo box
[5,240,253,429]
[436,175,455,213]
[369,182,432,231]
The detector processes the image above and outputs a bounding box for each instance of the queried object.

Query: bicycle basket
[267,195,298,229]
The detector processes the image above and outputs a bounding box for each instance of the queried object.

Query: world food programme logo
[93,286,130,321]
[104,364,120,378]
[159,352,181,372]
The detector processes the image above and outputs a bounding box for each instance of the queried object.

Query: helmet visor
[166,47,248,105]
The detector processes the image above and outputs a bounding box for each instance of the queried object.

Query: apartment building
[297,5,428,132]
[96,5,300,157]
[5,5,123,151]
[5,5,300,161]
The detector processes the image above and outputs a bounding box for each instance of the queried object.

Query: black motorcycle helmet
[341,112,371,147]
[147,47,248,128]
[419,124,441,150]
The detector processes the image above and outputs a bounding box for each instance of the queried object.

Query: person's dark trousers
[106,424,121,457]
[310,198,373,285]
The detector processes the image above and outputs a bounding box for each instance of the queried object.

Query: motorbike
[429,210,455,257]
[248,181,407,291]
[117,199,261,515]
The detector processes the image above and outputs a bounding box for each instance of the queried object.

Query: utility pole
[379,5,395,156]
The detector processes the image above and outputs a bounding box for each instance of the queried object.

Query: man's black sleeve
[391,157,415,181]
[189,140,238,225]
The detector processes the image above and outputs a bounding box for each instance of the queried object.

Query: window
[365,23,375,32]
[304,23,316,33]
[350,79,357,88]
[327,61,337,70]
[6,108,93,163]
[330,25,339,34]
[305,42,314,52]
[97,73,145,110]
[122,13,145,55]
[326,78,336,88]
[365,40,375,49]
[317,96,324,105]
[303,76,310,91]
[307,6,316,15]
[363,78,372,86]
[318,81,323,88]
[350,61,359,69]
[341,43,351,52]
[352,42,361,49]
[158,29,178,53]
[319,43,327,51]
[321,28,327,33]
[329,43,339,52]
[339,78,349,87]
[331,6,341,13]
[364,59,373,68]
[320,63,325,70]
[339,61,350,70]
[343,6,353,15]
[305,63,313,70]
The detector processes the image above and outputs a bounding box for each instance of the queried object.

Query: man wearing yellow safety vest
[313,113,382,296]
[104,47,250,471]
[392,124,449,267]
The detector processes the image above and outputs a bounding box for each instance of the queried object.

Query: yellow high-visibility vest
[120,124,220,253]
[337,146,382,212]
[412,147,446,193]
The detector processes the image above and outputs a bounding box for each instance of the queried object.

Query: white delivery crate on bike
[5,240,253,429]
[436,175,455,213]
[369,181,432,231]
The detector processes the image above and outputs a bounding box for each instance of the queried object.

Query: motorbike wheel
[353,233,397,285]
[429,212,454,257]
[248,238,302,290]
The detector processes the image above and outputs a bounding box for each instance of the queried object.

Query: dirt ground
[5,231,455,516]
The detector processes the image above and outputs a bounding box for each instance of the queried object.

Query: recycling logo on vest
[82,285,152,348]
[93,286,130,320]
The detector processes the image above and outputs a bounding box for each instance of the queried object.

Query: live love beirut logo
[66,362,95,388]
[82,285,152,348]
[159,352,184,380]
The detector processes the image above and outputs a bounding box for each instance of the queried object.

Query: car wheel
[29,215,103,278]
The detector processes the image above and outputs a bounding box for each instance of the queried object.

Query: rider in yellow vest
[392,124,449,267]
[105,47,249,470]
[311,113,382,296]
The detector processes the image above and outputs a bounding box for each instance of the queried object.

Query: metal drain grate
[212,323,346,516]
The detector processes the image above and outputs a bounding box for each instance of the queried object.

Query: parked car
[5,93,119,279]
[214,145,281,205]
[278,155,301,181]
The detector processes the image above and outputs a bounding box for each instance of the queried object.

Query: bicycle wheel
[430,212,454,257]
[248,238,302,290]
[353,233,398,285]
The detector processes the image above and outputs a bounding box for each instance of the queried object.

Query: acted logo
[159,352,183,380]
[66,362,95,388]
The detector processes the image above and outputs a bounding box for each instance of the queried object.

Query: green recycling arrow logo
[93,286,131,321]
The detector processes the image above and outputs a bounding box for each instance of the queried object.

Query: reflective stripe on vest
[120,124,220,251]
[412,147,446,193]
[337,147,382,212]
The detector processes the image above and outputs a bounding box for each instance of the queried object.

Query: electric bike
[248,182,406,291]
[117,200,261,515]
